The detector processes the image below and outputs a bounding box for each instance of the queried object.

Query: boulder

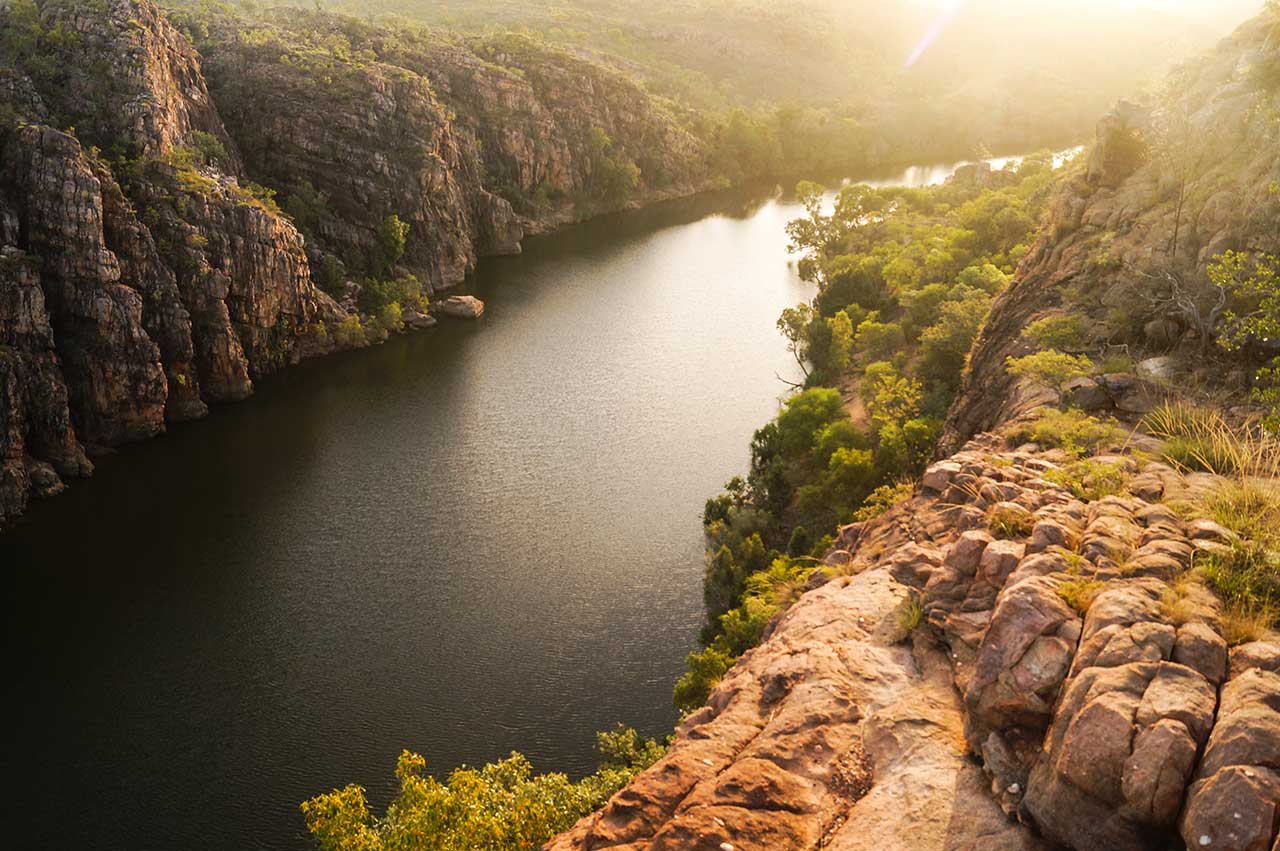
[435,295,486,319]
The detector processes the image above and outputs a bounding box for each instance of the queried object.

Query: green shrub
[1023,314,1088,350]
[189,130,228,169]
[1045,459,1131,501]
[333,314,366,347]
[1006,408,1126,454]
[673,646,733,712]
[1006,350,1095,392]
[851,481,915,523]
[302,728,664,851]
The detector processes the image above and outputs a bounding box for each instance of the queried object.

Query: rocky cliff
[942,13,1280,454]
[0,0,710,527]
[547,14,1280,851]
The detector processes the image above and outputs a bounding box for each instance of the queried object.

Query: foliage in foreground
[301,727,665,851]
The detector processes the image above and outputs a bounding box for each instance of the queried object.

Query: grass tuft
[1058,577,1105,615]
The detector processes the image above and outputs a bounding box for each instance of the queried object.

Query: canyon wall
[0,0,710,527]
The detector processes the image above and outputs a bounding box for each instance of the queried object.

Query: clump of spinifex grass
[1146,402,1280,642]
[1143,402,1280,478]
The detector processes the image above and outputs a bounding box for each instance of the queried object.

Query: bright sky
[903,0,1260,67]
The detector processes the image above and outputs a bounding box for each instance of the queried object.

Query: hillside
[540,10,1280,851]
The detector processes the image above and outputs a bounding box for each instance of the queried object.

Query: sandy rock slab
[546,561,1048,851]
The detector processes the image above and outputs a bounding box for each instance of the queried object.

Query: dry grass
[1146,402,1280,637]
[894,594,925,644]
[1143,402,1280,478]
[1058,577,1106,615]
[1221,601,1274,647]
[987,503,1036,539]
[1160,574,1204,627]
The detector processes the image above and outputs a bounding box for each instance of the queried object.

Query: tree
[1006,350,1095,393]
[374,214,410,278]
[1213,251,1280,431]
[826,311,855,377]
[777,304,815,378]
[775,388,846,456]
[587,127,640,204]
[919,292,992,387]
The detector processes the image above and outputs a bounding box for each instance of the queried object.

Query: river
[0,154,1054,850]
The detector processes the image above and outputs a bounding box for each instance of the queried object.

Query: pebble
[721,844,735,851]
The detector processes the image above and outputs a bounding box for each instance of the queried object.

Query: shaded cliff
[547,13,1280,851]
[0,0,712,526]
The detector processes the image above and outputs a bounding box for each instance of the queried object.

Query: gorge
[0,164,1034,850]
[4,2,1280,851]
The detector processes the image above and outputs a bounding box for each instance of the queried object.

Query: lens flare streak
[906,0,967,69]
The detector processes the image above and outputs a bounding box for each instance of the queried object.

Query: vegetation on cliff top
[676,155,1066,710]
[301,726,666,851]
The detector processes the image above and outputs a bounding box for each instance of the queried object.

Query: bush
[302,729,664,851]
[375,302,404,335]
[360,275,423,314]
[189,130,228,169]
[333,314,366,347]
[1045,459,1131,502]
[1023,314,1088,351]
[1006,350,1095,392]
[1006,408,1126,454]
[374,214,410,277]
[851,481,915,523]
[673,646,733,712]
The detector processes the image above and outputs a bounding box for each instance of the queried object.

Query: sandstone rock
[1137,356,1177,381]
[435,295,486,320]
[1065,376,1112,411]
[922,460,962,493]
[944,530,994,576]
[980,540,1026,587]
[1173,623,1229,685]
[1181,668,1280,851]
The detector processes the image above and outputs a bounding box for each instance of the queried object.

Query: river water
[0,156,1042,850]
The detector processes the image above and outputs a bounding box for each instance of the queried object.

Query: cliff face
[548,16,1280,851]
[0,0,709,527]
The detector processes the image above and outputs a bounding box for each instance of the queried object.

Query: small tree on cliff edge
[374,214,410,278]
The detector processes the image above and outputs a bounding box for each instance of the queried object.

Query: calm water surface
[1,158,1023,850]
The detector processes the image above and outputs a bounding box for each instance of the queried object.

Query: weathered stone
[435,295,486,319]
[1174,622,1229,685]
[980,539,1026,587]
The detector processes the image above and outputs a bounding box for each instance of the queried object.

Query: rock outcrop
[546,419,1273,851]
